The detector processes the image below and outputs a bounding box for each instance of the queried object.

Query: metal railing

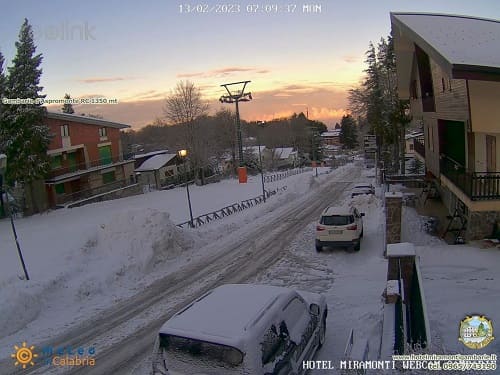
[440,155,500,201]
[413,138,425,158]
[55,179,129,206]
[48,155,129,179]
[263,167,311,183]
[176,186,287,228]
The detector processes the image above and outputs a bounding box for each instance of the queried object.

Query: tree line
[348,36,411,174]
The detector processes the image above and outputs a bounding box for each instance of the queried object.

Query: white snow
[393,13,500,68]
[2,163,499,373]
[135,153,177,171]
[386,242,416,257]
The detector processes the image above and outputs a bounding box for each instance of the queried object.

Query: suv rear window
[159,333,244,366]
[320,215,354,226]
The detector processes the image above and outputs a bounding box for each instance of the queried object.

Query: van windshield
[159,333,244,367]
[321,215,353,226]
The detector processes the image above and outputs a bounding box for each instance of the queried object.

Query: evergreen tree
[334,122,341,129]
[1,19,51,213]
[339,115,358,149]
[61,93,75,113]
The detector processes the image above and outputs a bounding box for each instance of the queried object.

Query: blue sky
[1,0,499,128]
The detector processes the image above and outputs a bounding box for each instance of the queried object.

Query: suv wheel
[354,240,361,251]
[315,240,323,252]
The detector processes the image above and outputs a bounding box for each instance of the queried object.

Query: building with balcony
[44,112,136,208]
[391,13,500,240]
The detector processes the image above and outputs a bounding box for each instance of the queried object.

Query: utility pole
[220,81,252,184]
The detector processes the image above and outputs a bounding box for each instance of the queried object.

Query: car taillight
[316,225,326,231]
[346,224,357,230]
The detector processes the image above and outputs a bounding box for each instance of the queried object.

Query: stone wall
[467,211,500,240]
[385,192,403,245]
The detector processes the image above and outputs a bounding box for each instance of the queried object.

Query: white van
[151,284,328,375]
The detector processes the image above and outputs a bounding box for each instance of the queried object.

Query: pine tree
[61,93,75,114]
[1,19,51,213]
[339,115,358,149]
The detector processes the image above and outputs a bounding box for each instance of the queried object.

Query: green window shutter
[99,146,112,165]
[51,155,62,169]
[55,183,65,194]
[102,171,116,184]
[67,152,77,172]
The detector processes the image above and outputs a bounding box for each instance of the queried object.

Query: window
[98,145,112,165]
[261,324,287,365]
[99,127,107,137]
[102,171,115,184]
[441,78,446,92]
[51,155,62,169]
[320,215,354,226]
[410,80,418,99]
[61,124,69,137]
[159,334,243,367]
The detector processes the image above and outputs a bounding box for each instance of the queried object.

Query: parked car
[351,183,375,198]
[151,284,328,375]
[315,206,364,251]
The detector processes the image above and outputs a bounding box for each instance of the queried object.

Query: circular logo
[11,342,38,369]
[459,315,495,349]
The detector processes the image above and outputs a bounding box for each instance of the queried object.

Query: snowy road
[3,166,371,375]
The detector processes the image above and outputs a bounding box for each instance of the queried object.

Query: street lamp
[178,149,194,228]
[220,80,252,184]
[0,154,30,280]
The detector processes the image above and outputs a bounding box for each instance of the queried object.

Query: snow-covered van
[151,284,328,375]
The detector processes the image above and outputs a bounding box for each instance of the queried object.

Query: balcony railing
[413,138,425,158]
[54,179,128,206]
[48,156,126,179]
[440,155,500,201]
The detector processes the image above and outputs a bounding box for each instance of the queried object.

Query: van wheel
[354,241,361,251]
[315,241,322,252]
[318,314,327,347]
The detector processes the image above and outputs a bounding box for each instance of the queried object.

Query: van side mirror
[360,213,365,217]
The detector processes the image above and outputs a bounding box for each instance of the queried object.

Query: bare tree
[164,80,209,182]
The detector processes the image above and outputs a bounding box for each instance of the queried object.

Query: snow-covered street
[2,164,499,375]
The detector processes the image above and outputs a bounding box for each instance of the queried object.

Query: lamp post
[0,154,30,280]
[220,80,252,184]
[178,149,194,228]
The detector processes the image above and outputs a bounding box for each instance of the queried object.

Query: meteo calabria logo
[459,315,495,349]
[11,342,38,369]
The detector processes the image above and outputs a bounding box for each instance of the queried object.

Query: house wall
[468,80,500,133]
[474,133,500,173]
[45,118,122,164]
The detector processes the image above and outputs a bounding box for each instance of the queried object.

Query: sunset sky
[1,0,499,129]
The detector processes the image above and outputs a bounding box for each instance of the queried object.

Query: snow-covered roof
[46,111,131,129]
[158,284,297,350]
[321,130,341,137]
[391,13,500,80]
[273,147,296,159]
[135,153,177,171]
[133,150,168,159]
[243,146,266,157]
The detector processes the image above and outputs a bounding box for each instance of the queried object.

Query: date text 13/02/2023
[178,4,323,14]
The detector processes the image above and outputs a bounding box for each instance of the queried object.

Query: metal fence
[176,186,287,228]
[263,167,312,183]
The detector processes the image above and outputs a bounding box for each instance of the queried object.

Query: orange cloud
[79,77,130,83]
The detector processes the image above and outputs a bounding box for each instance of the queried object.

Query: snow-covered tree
[61,93,75,114]
[1,19,51,213]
